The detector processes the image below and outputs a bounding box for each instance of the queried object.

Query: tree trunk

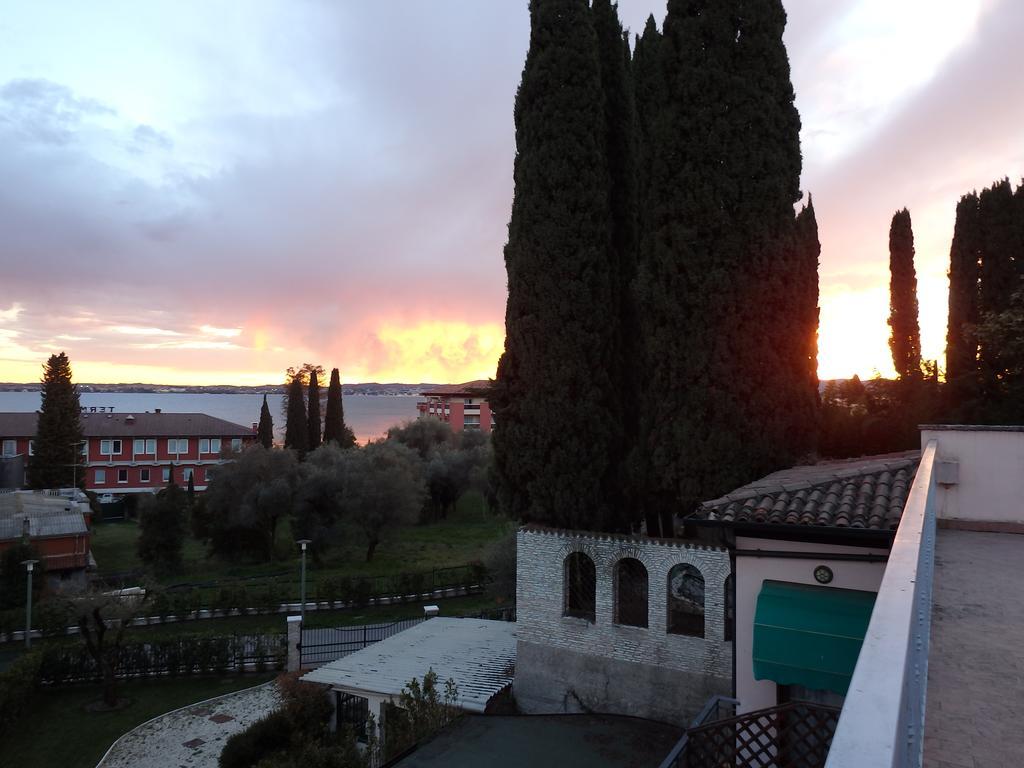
[102,653,119,707]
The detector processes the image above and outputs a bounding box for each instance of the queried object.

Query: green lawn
[0,674,275,768]
[90,491,511,597]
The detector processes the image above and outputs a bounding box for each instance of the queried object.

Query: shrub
[219,710,292,768]
[150,589,173,622]
[317,577,340,606]
[170,588,197,620]
[351,578,371,608]
[34,598,71,638]
[258,581,284,613]
[0,651,43,735]
[277,672,333,739]
[215,586,238,615]
[336,576,353,605]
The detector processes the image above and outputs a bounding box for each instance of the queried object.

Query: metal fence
[658,695,739,768]
[36,633,287,684]
[300,618,426,667]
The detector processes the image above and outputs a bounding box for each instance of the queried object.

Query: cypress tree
[636,0,806,532]
[284,377,309,458]
[793,198,821,452]
[307,369,322,451]
[592,0,638,532]
[492,0,623,530]
[257,394,274,449]
[977,179,1020,390]
[946,192,981,397]
[888,208,922,380]
[323,368,355,448]
[28,352,84,489]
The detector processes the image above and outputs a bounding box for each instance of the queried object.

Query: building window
[199,438,210,453]
[2,439,16,457]
[724,574,735,642]
[117,468,128,484]
[140,469,150,483]
[204,467,213,483]
[134,438,157,454]
[210,438,221,453]
[182,468,193,483]
[667,564,705,637]
[100,439,122,456]
[161,467,170,483]
[231,438,242,451]
[563,552,596,622]
[614,558,649,628]
[168,438,188,453]
[28,440,34,456]
[95,469,106,484]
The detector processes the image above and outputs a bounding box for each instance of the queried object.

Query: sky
[0,1,1021,386]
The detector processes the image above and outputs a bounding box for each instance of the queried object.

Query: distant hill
[0,381,492,396]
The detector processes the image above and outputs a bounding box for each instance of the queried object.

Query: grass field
[0,674,275,768]
[90,491,511,596]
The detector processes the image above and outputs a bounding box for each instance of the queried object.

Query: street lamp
[21,559,39,649]
[297,539,312,622]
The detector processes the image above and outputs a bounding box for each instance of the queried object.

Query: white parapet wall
[921,425,1024,526]
[513,526,732,726]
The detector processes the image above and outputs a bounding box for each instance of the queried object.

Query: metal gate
[299,617,425,667]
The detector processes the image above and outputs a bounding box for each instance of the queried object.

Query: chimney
[126,414,135,424]
[22,517,30,540]
[155,408,162,414]
[252,422,258,432]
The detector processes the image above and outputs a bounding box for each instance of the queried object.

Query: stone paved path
[923,530,1024,768]
[98,681,281,768]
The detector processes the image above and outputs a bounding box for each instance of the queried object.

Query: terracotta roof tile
[689,450,921,532]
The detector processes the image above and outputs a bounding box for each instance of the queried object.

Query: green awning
[753,580,877,696]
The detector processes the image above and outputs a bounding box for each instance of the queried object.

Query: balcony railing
[825,439,938,768]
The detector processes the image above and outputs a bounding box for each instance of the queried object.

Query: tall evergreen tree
[635,0,807,533]
[946,192,982,397]
[306,368,322,451]
[28,352,84,489]
[257,394,274,449]
[323,368,356,448]
[284,376,309,458]
[793,198,821,452]
[492,0,623,530]
[888,208,922,380]
[592,0,638,533]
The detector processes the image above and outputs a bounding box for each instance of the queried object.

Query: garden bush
[0,650,43,734]
[219,710,292,768]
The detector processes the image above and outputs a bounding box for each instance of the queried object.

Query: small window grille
[667,564,705,637]
[564,552,596,621]
[724,574,735,642]
[615,558,649,628]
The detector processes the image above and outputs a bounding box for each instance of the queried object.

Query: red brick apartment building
[416,384,494,433]
[0,410,256,494]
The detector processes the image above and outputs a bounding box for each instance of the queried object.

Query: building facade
[0,490,92,589]
[416,389,494,433]
[514,526,732,726]
[0,410,256,494]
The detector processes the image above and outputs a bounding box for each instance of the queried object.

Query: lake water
[0,391,421,444]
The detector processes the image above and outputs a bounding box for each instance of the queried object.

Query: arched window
[563,552,596,622]
[614,558,649,628]
[724,574,735,642]
[667,564,705,637]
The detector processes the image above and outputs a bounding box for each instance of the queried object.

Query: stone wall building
[513,526,732,726]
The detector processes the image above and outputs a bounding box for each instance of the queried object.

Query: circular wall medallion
[814,565,834,584]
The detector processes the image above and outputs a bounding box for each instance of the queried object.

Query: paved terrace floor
[924,530,1024,768]
[393,714,682,768]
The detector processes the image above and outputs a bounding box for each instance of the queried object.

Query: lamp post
[297,539,312,621]
[22,559,39,649]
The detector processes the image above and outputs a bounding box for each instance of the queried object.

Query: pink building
[416,386,494,433]
[0,410,256,494]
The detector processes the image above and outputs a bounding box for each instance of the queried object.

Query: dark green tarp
[753,580,877,696]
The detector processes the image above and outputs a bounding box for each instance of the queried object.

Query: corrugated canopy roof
[302,618,517,713]
[689,451,921,531]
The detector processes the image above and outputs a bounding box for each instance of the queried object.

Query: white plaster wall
[516,528,732,679]
[734,536,888,714]
[922,428,1024,524]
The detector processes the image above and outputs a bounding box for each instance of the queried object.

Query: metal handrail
[657,695,740,768]
[826,439,938,768]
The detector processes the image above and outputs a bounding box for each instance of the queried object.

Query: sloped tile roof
[0,411,254,438]
[690,451,921,531]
